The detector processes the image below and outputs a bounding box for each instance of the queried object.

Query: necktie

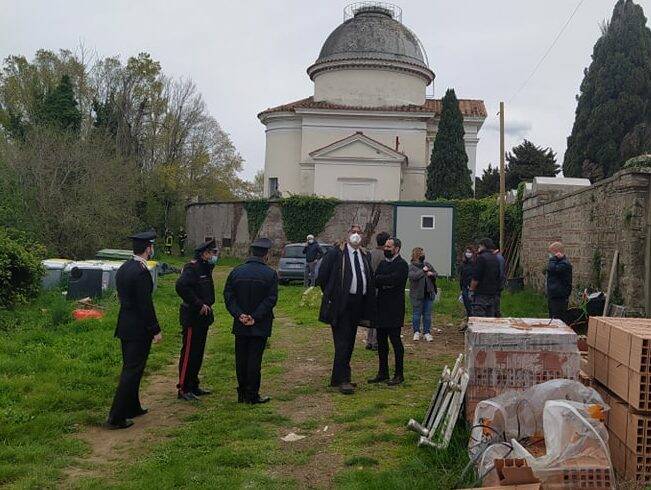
[353,250,363,295]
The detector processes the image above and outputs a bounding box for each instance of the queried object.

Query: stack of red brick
[464,317,581,421]
[585,317,651,484]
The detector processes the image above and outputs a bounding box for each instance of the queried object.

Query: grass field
[0,255,548,489]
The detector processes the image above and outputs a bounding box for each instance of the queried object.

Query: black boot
[387,375,404,386]
[367,374,389,384]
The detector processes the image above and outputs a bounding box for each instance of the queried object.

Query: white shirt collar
[133,255,148,264]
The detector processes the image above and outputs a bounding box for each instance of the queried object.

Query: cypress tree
[563,0,651,178]
[36,74,82,133]
[426,88,472,199]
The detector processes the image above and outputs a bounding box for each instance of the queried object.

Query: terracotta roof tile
[258,96,487,118]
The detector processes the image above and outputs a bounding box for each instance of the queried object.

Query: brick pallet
[586,317,651,484]
[464,317,580,421]
[587,317,651,411]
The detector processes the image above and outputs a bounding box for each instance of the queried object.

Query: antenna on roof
[343,2,403,22]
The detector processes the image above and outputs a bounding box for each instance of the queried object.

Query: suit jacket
[223,257,278,337]
[114,259,160,340]
[375,256,409,329]
[316,243,375,328]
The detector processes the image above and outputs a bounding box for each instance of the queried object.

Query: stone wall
[185,201,395,263]
[521,168,651,314]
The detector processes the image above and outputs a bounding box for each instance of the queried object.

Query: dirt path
[59,289,464,488]
[62,360,197,486]
[264,315,465,488]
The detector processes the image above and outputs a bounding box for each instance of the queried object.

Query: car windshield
[283,246,305,259]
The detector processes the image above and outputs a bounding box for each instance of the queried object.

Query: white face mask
[465,252,472,259]
[348,233,362,247]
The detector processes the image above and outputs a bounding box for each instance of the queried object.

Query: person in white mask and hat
[316,224,375,395]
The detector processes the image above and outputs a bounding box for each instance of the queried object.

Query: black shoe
[367,375,389,384]
[387,376,404,386]
[192,387,212,396]
[246,395,271,404]
[129,408,148,418]
[178,391,200,401]
[105,419,134,430]
[339,383,355,395]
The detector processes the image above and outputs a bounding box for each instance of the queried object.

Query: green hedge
[280,195,339,243]
[434,196,522,254]
[0,228,45,308]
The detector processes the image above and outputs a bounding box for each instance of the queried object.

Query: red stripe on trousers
[178,326,193,393]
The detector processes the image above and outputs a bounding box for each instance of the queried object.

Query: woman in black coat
[368,237,409,386]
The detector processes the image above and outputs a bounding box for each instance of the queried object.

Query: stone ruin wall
[185,201,395,264]
[521,169,651,313]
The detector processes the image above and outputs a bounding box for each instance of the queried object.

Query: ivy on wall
[280,195,339,243]
[244,199,269,239]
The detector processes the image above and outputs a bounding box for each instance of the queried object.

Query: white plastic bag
[469,380,607,461]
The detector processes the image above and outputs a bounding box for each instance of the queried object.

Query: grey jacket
[408,261,437,308]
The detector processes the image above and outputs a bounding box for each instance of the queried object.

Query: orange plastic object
[72,309,104,320]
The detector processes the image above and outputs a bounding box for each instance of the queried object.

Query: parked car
[277,242,333,284]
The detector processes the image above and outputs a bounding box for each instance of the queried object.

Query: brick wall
[185,201,395,263]
[521,168,651,313]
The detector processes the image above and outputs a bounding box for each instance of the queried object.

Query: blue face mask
[148,247,155,260]
[209,254,219,265]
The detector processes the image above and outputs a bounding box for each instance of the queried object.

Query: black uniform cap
[129,230,156,245]
[195,238,218,254]
[251,238,272,250]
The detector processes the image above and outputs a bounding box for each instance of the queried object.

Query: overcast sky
[2,0,649,180]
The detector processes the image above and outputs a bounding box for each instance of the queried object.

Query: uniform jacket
[303,241,324,263]
[316,243,375,327]
[546,255,573,299]
[114,259,160,340]
[408,260,437,308]
[472,250,502,296]
[175,258,216,327]
[375,256,409,329]
[223,257,278,337]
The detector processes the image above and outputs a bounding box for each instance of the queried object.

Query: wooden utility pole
[499,102,505,252]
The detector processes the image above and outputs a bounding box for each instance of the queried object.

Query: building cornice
[307,57,435,84]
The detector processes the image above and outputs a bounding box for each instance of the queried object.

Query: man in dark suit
[369,237,409,386]
[317,224,375,395]
[223,238,278,404]
[175,239,218,401]
[106,231,162,430]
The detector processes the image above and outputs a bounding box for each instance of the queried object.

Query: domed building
[258,2,486,201]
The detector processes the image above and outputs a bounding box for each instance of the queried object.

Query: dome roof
[314,5,429,70]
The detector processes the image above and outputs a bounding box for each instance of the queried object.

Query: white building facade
[258,3,486,201]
